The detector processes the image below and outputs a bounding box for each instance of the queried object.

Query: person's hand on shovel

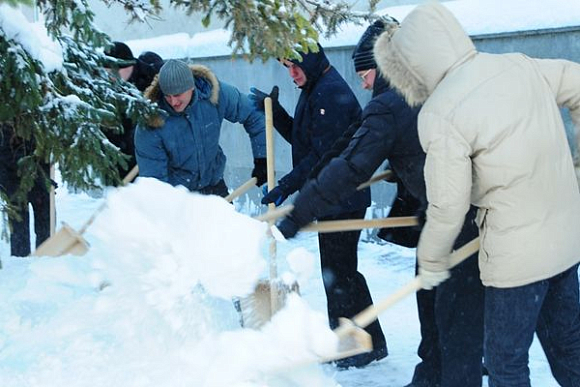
[418,253,450,290]
[251,158,267,186]
[275,217,300,239]
[261,184,290,206]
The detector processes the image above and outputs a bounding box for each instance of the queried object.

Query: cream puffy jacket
[374,2,580,287]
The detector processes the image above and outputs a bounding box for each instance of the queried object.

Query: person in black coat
[0,124,51,257]
[274,20,485,386]
[250,43,387,368]
[104,42,165,184]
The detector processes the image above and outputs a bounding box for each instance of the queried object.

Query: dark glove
[261,184,289,206]
[249,86,279,112]
[276,217,300,239]
[251,158,267,186]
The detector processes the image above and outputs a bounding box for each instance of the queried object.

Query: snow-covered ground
[0,178,558,386]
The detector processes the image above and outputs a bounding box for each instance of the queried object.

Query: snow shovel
[238,97,299,329]
[32,165,139,257]
[327,237,481,361]
[224,177,257,203]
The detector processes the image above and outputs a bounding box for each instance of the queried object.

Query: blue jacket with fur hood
[135,64,266,191]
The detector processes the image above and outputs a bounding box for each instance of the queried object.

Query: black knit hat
[352,17,398,72]
[105,41,136,68]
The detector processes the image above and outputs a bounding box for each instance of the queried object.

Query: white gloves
[419,267,450,290]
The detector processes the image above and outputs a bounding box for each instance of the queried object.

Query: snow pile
[0,179,339,387]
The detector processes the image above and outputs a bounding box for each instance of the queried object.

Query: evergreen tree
[0,0,159,213]
[0,0,379,215]
[107,0,381,61]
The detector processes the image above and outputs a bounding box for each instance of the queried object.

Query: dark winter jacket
[134,64,266,192]
[104,51,164,184]
[284,75,426,229]
[273,45,370,214]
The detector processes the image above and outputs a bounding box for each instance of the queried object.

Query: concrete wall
[192,26,580,219]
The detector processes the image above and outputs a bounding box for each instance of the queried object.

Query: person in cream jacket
[374,2,580,386]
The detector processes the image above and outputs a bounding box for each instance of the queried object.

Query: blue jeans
[485,264,580,387]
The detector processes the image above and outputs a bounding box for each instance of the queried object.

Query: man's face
[105,65,134,83]
[357,68,376,91]
[281,59,307,87]
[164,88,194,113]
[118,66,134,81]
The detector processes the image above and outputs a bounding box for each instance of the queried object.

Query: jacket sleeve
[535,58,580,185]
[219,81,267,158]
[286,102,399,227]
[134,125,169,182]
[416,111,473,272]
[279,91,362,194]
[272,105,294,143]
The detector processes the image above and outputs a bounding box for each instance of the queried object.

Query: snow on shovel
[327,237,481,361]
[32,166,140,257]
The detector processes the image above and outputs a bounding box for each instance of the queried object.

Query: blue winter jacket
[273,45,370,215]
[135,65,266,191]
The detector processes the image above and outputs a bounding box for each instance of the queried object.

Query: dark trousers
[411,207,484,387]
[1,167,50,257]
[485,263,580,387]
[318,209,387,351]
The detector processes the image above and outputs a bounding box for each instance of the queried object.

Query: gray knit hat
[158,59,195,95]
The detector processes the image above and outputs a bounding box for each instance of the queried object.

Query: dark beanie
[352,18,397,72]
[105,41,136,68]
[139,51,164,72]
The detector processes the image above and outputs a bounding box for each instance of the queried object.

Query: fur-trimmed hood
[374,2,476,106]
[143,64,220,128]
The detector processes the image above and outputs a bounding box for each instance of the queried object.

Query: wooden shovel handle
[302,216,418,233]
[335,237,480,337]
[225,177,257,203]
[357,170,394,190]
[78,165,139,235]
[122,164,139,185]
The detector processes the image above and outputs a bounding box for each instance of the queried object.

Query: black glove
[276,217,300,239]
[251,158,267,186]
[261,185,289,206]
[249,86,280,112]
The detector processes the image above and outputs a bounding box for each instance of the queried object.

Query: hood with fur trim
[374,1,476,107]
[143,64,220,128]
